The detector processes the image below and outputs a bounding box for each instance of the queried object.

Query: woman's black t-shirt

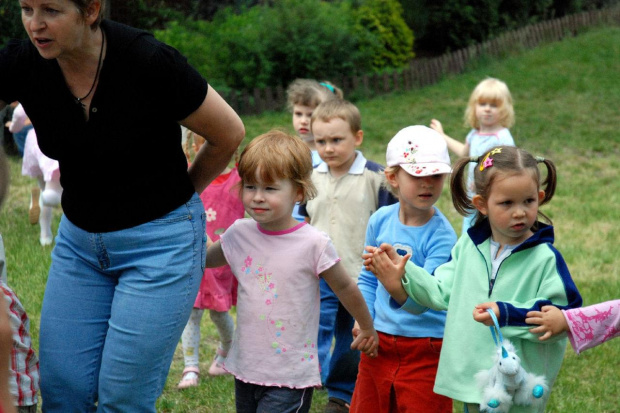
[0,20,208,232]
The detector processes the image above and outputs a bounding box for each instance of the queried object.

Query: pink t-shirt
[220,219,340,388]
[563,299,620,354]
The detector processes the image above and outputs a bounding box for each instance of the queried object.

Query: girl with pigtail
[362,145,582,412]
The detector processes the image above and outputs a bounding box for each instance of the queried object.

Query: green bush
[109,0,184,31]
[0,1,27,48]
[416,0,502,53]
[154,19,216,85]
[156,7,274,91]
[155,0,416,91]
[259,0,370,87]
[356,0,415,70]
[209,7,274,91]
[156,0,389,90]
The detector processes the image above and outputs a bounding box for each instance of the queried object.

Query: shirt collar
[316,150,366,175]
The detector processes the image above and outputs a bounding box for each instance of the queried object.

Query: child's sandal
[177,366,200,389]
[29,187,40,225]
[207,348,229,376]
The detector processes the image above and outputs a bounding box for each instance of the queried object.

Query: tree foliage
[156,0,413,91]
[396,0,617,54]
[2,0,617,89]
[356,0,415,69]
[0,0,27,47]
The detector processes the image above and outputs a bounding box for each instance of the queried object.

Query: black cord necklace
[75,29,105,110]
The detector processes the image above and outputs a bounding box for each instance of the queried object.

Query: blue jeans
[235,379,314,413]
[317,278,359,404]
[39,194,206,412]
[12,124,31,157]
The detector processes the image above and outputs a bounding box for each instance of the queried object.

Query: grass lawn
[1,26,619,412]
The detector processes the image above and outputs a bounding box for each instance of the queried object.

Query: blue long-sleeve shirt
[357,203,457,337]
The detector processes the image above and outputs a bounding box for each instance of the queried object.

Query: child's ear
[385,169,398,190]
[472,194,487,216]
[295,188,304,204]
[538,190,545,203]
[354,130,364,147]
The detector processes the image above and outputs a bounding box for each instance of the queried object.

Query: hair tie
[479,148,502,171]
[319,82,336,94]
[470,156,479,163]
[535,156,545,163]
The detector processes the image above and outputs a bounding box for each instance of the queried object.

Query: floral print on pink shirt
[240,255,317,362]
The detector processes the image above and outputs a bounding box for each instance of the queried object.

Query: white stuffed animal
[475,309,549,413]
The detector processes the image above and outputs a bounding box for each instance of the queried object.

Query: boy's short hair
[237,130,317,203]
[286,79,339,112]
[311,99,361,134]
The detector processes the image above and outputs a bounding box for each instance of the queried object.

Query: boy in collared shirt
[300,99,396,412]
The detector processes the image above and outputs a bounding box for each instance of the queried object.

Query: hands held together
[351,321,379,358]
[362,243,411,305]
[473,302,567,341]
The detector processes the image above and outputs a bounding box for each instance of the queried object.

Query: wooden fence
[224,5,620,116]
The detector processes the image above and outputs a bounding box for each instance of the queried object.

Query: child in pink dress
[526,300,620,354]
[177,132,245,389]
[10,103,62,246]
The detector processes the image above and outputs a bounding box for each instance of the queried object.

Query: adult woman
[0,0,244,411]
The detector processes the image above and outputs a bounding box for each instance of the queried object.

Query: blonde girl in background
[430,77,515,233]
[205,130,378,413]
[364,146,581,413]
[178,131,245,389]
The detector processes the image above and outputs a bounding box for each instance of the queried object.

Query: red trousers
[350,332,452,413]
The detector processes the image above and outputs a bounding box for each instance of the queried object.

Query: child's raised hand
[525,305,568,341]
[473,302,500,326]
[430,119,444,135]
[350,323,379,358]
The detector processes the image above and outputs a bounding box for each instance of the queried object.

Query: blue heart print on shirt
[393,243,413,258]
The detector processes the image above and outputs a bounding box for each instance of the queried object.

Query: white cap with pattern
[386,125,451,177]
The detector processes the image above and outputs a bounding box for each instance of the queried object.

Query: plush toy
[475,309,549,413]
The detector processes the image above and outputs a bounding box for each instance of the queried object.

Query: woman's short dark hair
[69,0,106,30]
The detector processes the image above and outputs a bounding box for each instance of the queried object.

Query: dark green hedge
[155,0,413,91]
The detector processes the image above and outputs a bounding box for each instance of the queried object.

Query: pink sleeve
[562,299,620,354]
[9,104,27,133]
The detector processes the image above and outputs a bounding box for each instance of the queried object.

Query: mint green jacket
[401,221,581,409]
